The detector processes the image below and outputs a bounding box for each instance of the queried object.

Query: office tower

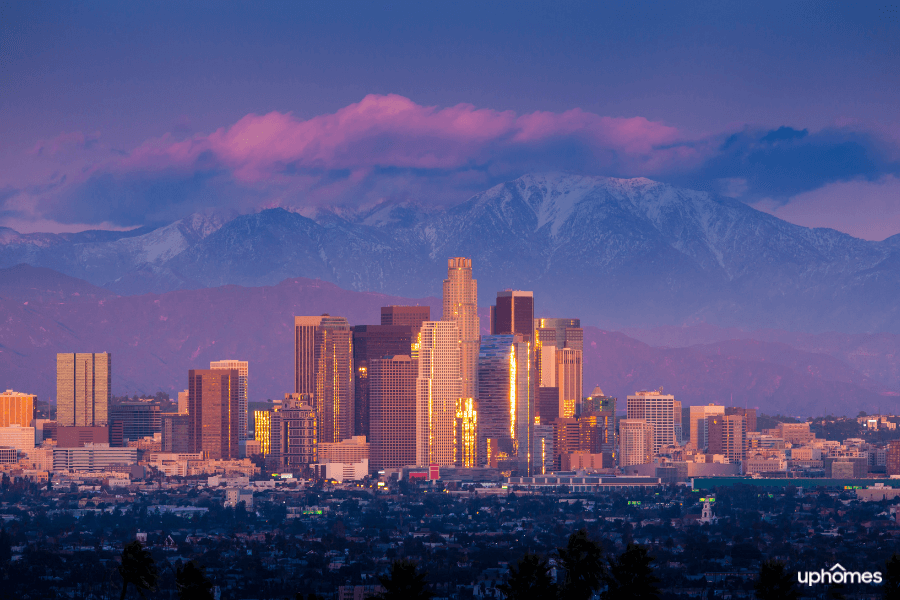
[887,441,900,476]
[177,390,189,414]
[673,400,683,445]
[352,324,417,438]
[161,414,190,453]
[370,355,418,472]
[726,407,758,433]
[552,417,580,470]
[108,401,162,441]
[0,390,34,428]
[579,413,616,456]
[210,360,249,440]
[294,315,353,443]
[626,389,675,456]
[491,291,534,341]
[442,257,479,400]
[556,348,582,418]
[188,368,240,460]
[477,335,534,473]
[381,305,431,327]
[57,426,109,449]
[619,419,654,466]
[280,394,318,470]
[689,404,725,450]
[0,426,34,452]
[254,409,273,457]
[536,387,560,423]
[416,321,462,466]
[455,397,478,468]
[582,387,616,414]
[534,318,583,417]
[533,423,554,474]
[707,414,746,463]
[56,352,111,427]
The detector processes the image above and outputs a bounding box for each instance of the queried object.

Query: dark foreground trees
[755,559,799,600]
[884,553,900,600]
[557,529,606,600]
[175,560,215,600]
[498,553,556,600]
[118,540,158,600]
[604,543,661,600]
[375,559,433,600]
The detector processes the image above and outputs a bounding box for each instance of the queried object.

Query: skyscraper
[619,419,654,466]
[57,353,110,427]
[442,258,479,400]
[294,315,353,443]
[416,321,462,467]
[707,414,746,463]
[381,305,431,327]
[0,390,34,428]
[210,360,249,440]
[534,318,583,417]
[370,355,418,472]
[352,324,418,438]
[626,389,675,456]
[726,407,758,433]
[188,368,240,460]
[689,404,725,450]
[476,334,533,473]
[491,290,534,341]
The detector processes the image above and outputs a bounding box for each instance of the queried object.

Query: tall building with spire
[294,315,353,444]
[442,257,479,400]
[416,321,462,466]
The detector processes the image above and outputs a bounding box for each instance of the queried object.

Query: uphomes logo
[798,563,882,586]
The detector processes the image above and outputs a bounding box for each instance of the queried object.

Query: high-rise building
[57,353,111,427]
[689,404,725,450]
[352,325,417,439]
[254,409,273,457]
[279,394,318,471]
[707,414,746,463]
[454,397,478,468]
[726,407,758,433]
[582,387,616,414]
[294,315,353,443]
[552,417,580,470]
[370,355,418,472]
[0,426,34,452]
[581,387,617,464]
[441,258,479,400]
[532,423,554,474]
[0,390,34,428]
[177,390,189,414]
[536,387,560,423]
[619,419,654,466]
[673,400,683,445]
[109,401,162,441]
[626,390,675,456]
[556,348,582,419]
[416,321,462,466]
[381,306,431,328]
[210,360,249,440]
[887,441,900,476]
[534,318,583,416]
[188,368,240,460]
[476,334,533,473]
[491,291,534,341]
[161,414,190,453]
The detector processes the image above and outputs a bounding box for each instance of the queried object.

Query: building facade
[689,404,725,451]
[441,258,479,400]
[0,390,35,428]
[626,390,675,457]
[109,401,161,441]
[491,290,534,341]
[352,325,417,439]
[369,355,418,472]
[188,368,240,460]
[210,360,249,440]
[416,321,462,466]
[381,305,431,327]
[619,419,654,467]
[57,352,110,427]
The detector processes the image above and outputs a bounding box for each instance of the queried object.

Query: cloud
[753,175,900,241]
[6,95,900,233]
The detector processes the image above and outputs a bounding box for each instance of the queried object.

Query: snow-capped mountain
[2,173,899,332]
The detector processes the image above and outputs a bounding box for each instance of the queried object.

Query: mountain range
[1,264,897,416]
[3,173,900,333]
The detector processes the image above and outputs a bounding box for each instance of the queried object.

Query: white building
[53,443,137,472]
[627,390,675,456]
[416,321,462,466]
[224,487,253,508]
[688,404,725,451]
[315,459,369,482]
[0,425,35,452]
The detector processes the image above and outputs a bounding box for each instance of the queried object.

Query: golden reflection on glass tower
[454,397,477,468]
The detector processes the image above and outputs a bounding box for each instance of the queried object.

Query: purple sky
[2,2,899,238]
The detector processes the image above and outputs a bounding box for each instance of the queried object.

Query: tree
[498,553,557,600]
[174,560,214,600]
[604,543,661,600]
[755,559,799,600]
[557,529,606,600]
[883,553,900,600]
[118,540,158,600]
[375,559,433,600]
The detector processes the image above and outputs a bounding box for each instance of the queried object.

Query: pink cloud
[753,175,900,241]
[119,94,698,183]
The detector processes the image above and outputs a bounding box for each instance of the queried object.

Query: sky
[1,1,899,239]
